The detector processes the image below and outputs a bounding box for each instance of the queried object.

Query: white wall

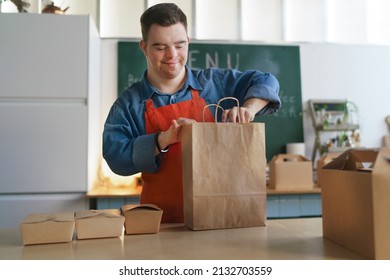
[100,39,119,128]
[300,43,390,159]
[99,39,141,182]
[100,40,390,163]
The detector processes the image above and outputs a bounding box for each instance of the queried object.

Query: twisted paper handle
[202,97,241,122]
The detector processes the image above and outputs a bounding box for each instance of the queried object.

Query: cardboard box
[268,154,313,191]
[383,135,390,147]
[121,204,163,234]
[75,209,125,240]
[19,212,75,245]
[321,148,390,259]
[316,152,342,188]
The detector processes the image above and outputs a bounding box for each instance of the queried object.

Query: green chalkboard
[118,41,303,162]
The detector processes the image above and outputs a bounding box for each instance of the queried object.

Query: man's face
[140,23,189,81]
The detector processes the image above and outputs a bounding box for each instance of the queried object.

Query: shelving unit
[308,99,360,162]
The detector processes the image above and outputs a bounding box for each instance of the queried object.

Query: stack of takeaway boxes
[19,205,163,245]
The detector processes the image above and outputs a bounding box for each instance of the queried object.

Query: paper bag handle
[202,97,241,122]
[202,104,224,122]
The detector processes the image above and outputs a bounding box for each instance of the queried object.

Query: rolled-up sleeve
[102,98,159,176]
[215,68,281,115]
[133,133,160,172]
[245,72,281,115]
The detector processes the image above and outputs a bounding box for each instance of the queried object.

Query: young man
[103,3,281,223]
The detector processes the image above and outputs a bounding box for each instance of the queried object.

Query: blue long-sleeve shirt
[103,65,281,176]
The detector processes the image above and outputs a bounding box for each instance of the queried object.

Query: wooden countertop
[267,186,321,195]
[0,218,363,260]
[87,186,321,198]
[86,186,142,198]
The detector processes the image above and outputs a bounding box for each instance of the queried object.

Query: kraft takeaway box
[316,152,342,188]
[20,212,75,245]
[121,204,163,234]
[268,154,313,191]
[321,148,390,259]
[75,209,125,240]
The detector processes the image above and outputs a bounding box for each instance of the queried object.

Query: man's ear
[139,40,147,56]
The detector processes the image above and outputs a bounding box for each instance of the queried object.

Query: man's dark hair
[140,3,188,42]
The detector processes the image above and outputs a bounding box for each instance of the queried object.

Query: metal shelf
[308,99,360,162]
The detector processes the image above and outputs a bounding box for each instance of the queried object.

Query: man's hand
[155,118,196,154]
[221,98,269,123]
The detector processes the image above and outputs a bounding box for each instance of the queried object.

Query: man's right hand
[155,118,195,154]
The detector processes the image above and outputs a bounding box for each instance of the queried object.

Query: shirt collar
[185,65,203,91]
[140,65,203,102]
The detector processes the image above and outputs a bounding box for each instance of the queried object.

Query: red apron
[142,89,214,223]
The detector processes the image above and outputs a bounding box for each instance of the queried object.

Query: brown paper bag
[181,98,267,230]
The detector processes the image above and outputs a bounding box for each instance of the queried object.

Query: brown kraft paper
[181,118,267,230]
